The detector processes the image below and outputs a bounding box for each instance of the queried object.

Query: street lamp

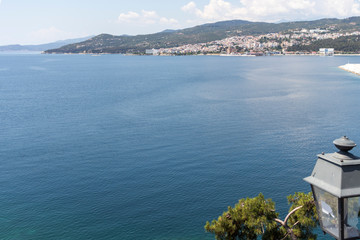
[304,136,360,240]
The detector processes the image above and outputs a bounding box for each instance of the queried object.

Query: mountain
[44,17,360,54]
[161,29,177,33]
[0,36,94,52]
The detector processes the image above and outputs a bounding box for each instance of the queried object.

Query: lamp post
[304,136,360,240]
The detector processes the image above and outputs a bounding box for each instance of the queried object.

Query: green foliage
[259,37,268,43]
[287,192,318,240]
[205,193,279,240]
[287,35,360,53]
[205,192,318,240]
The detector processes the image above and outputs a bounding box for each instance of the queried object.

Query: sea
[1,54,360,239]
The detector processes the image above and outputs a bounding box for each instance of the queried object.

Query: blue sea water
[1,54,360,239]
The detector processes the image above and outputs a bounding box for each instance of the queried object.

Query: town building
[319,48,334,56]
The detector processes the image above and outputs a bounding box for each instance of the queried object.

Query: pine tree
[205,192,318,240]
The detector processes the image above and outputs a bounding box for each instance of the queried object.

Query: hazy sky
[1,0,360,45]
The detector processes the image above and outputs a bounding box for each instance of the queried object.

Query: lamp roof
[304,136,360,198]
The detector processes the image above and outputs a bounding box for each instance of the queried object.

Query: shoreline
[41,51,360,56]
[339,64,360,76]
[3,51,360,57]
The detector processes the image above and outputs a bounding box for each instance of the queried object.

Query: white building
[319,48,334,56]
[145,49,159,55]
[310,29,329,33]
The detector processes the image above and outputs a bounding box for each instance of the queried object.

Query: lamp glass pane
[344,196,360,239]
[313,186,339,238]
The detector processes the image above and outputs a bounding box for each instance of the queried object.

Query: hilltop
[44,17,360,54]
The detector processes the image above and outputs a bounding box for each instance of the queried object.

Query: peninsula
[44,17,360,55]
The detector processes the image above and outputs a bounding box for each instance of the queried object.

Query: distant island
[0,36,93,52]
[44,17,360,55]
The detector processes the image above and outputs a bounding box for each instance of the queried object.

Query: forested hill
[287,35,360,53]
[44,17,360,54]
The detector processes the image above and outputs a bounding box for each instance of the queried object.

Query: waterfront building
[319,48,334,56]
[145,49,159,55]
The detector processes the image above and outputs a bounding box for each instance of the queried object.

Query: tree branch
[275,218,285,226]
[275,206,303,240]
[280,232,290,240]
[291,221,300,229]
[284,206,303,226]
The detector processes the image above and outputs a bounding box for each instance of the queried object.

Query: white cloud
[117,10,178,26]
[181,2,197,12]
[142,10,157,19]
[28,27,86,44]
[313,0,360,17]
[160,17,178,24]
[182,0,360,23]
[118,11,140,22]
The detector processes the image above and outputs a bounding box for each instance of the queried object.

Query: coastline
[339,63,360,75]
[40,51,360,56]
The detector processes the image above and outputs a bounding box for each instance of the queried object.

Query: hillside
[0,36,93,52]
[287,35,360,53]
[44,17,360,54]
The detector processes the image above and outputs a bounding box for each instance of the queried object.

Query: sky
[1,0,360,45]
